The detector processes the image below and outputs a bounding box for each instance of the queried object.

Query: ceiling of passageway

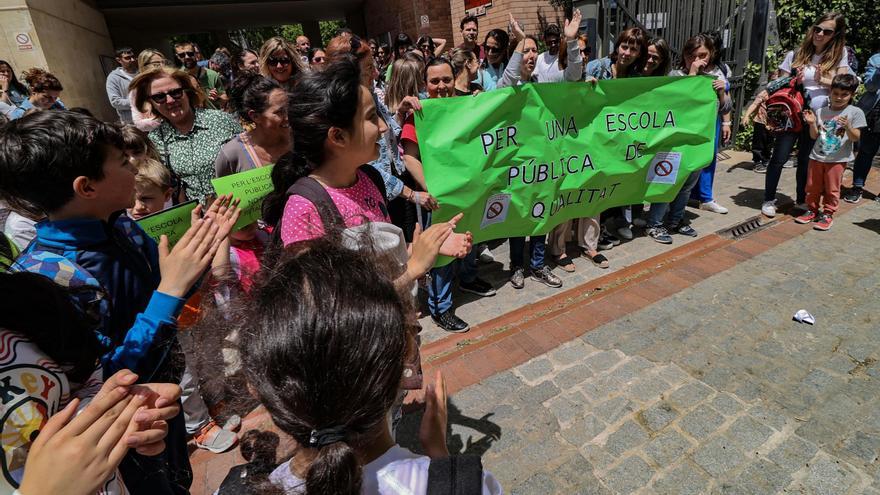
[97,0,362,34]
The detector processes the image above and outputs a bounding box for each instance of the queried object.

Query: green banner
[211,164,275,232]
[415,76,719,243]
[136,200,198,248]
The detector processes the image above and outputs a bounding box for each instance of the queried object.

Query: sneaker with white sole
[699,201,728,214]
[761,200,777,217]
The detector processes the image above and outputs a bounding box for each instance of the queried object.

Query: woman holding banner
[646,34,731,245]
[583,27,649,250]
[498,12,585,284]
[401,57,493,333]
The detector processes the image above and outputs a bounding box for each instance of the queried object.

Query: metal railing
[600,0,769,143]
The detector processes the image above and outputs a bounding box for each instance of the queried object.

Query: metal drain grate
[717,215,770,239]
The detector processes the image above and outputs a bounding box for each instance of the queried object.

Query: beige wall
[0,0,116,120]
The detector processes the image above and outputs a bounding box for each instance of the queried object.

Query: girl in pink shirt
[261,55,472,288]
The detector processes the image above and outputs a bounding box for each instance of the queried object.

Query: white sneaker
[700,201,729,214]
[761,200,777,217]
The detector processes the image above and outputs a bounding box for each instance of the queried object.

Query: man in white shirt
[532,24,564,82]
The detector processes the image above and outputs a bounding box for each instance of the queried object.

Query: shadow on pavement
[853,218,880,235]
[730,186,792,210]
[396,400,502,457]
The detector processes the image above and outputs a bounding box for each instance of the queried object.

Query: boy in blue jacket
[0,111,239,494]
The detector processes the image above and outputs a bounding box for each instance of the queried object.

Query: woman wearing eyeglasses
[130,49,167,132]
[258,36,307,91]
[761,12,851,218]
[10,68,64,119]
[131,67,242,203]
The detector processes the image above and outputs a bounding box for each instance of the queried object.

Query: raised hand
[419,370,449,459]
[564,9,583,40]
[509,13,526,42]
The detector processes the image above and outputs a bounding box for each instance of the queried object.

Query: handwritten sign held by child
[135,200,198,248]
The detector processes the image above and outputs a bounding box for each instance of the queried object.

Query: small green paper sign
[211,164,275,232]
[135,200,198,248]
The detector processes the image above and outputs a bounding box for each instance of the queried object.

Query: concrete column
[345,7,367,37]
[301,20,321,47]
[0,0,116,120]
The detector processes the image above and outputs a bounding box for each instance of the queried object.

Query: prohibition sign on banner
[486,201,504,219]
[654,160,673,177]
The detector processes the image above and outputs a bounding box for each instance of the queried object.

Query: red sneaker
[795,211,818,224]
[813,213,833,231]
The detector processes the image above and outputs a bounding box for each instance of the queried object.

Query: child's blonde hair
[134,157,172,192]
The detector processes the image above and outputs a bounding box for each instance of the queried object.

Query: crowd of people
[0,8,876,495]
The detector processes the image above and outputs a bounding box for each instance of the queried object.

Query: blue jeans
[690,119,722,202]
[853,131,880,188]
[765,127,814,203]
[427,250,477,315]
[648,171,701,227]
[509,235,546,270]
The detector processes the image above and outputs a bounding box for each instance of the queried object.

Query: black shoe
[431,310,470,333]
[672,224,698,237]
[843,187,862,204]
[460,277,496,297]
[510,267,525,289]
[530,266,563,288]
[597,235,614,251]
[647,226,673,244]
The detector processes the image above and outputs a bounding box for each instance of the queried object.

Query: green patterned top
[149,109,242,202]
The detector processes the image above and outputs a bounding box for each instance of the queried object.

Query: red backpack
[765,73,807,134]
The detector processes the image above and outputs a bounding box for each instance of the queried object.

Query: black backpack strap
[283,176,345,233]
[359,164,388,205]
[427,455,484,495]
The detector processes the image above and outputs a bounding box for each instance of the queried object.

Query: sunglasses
[268,57,291,66]
[485,46,504,54]
[420,44,431,49]
[149,87,185,104]
[813,26,835,36]
[176,51,196,59]
[312,56,325,63]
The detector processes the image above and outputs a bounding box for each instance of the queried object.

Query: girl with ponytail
[195,241,502,494]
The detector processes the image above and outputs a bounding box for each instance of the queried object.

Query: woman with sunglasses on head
[761,12,851,218]
[416,35,447,60]
[131,67,242,203]
[10,68,64,119]
[130,49,167,132]
[477,29,510,91]
[258,36,307,91]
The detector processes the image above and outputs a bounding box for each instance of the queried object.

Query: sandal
[585,252,609,269]
[554,254,576,272]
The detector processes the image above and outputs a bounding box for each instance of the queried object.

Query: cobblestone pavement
[418,151,798,345]
[404,201,880,494]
